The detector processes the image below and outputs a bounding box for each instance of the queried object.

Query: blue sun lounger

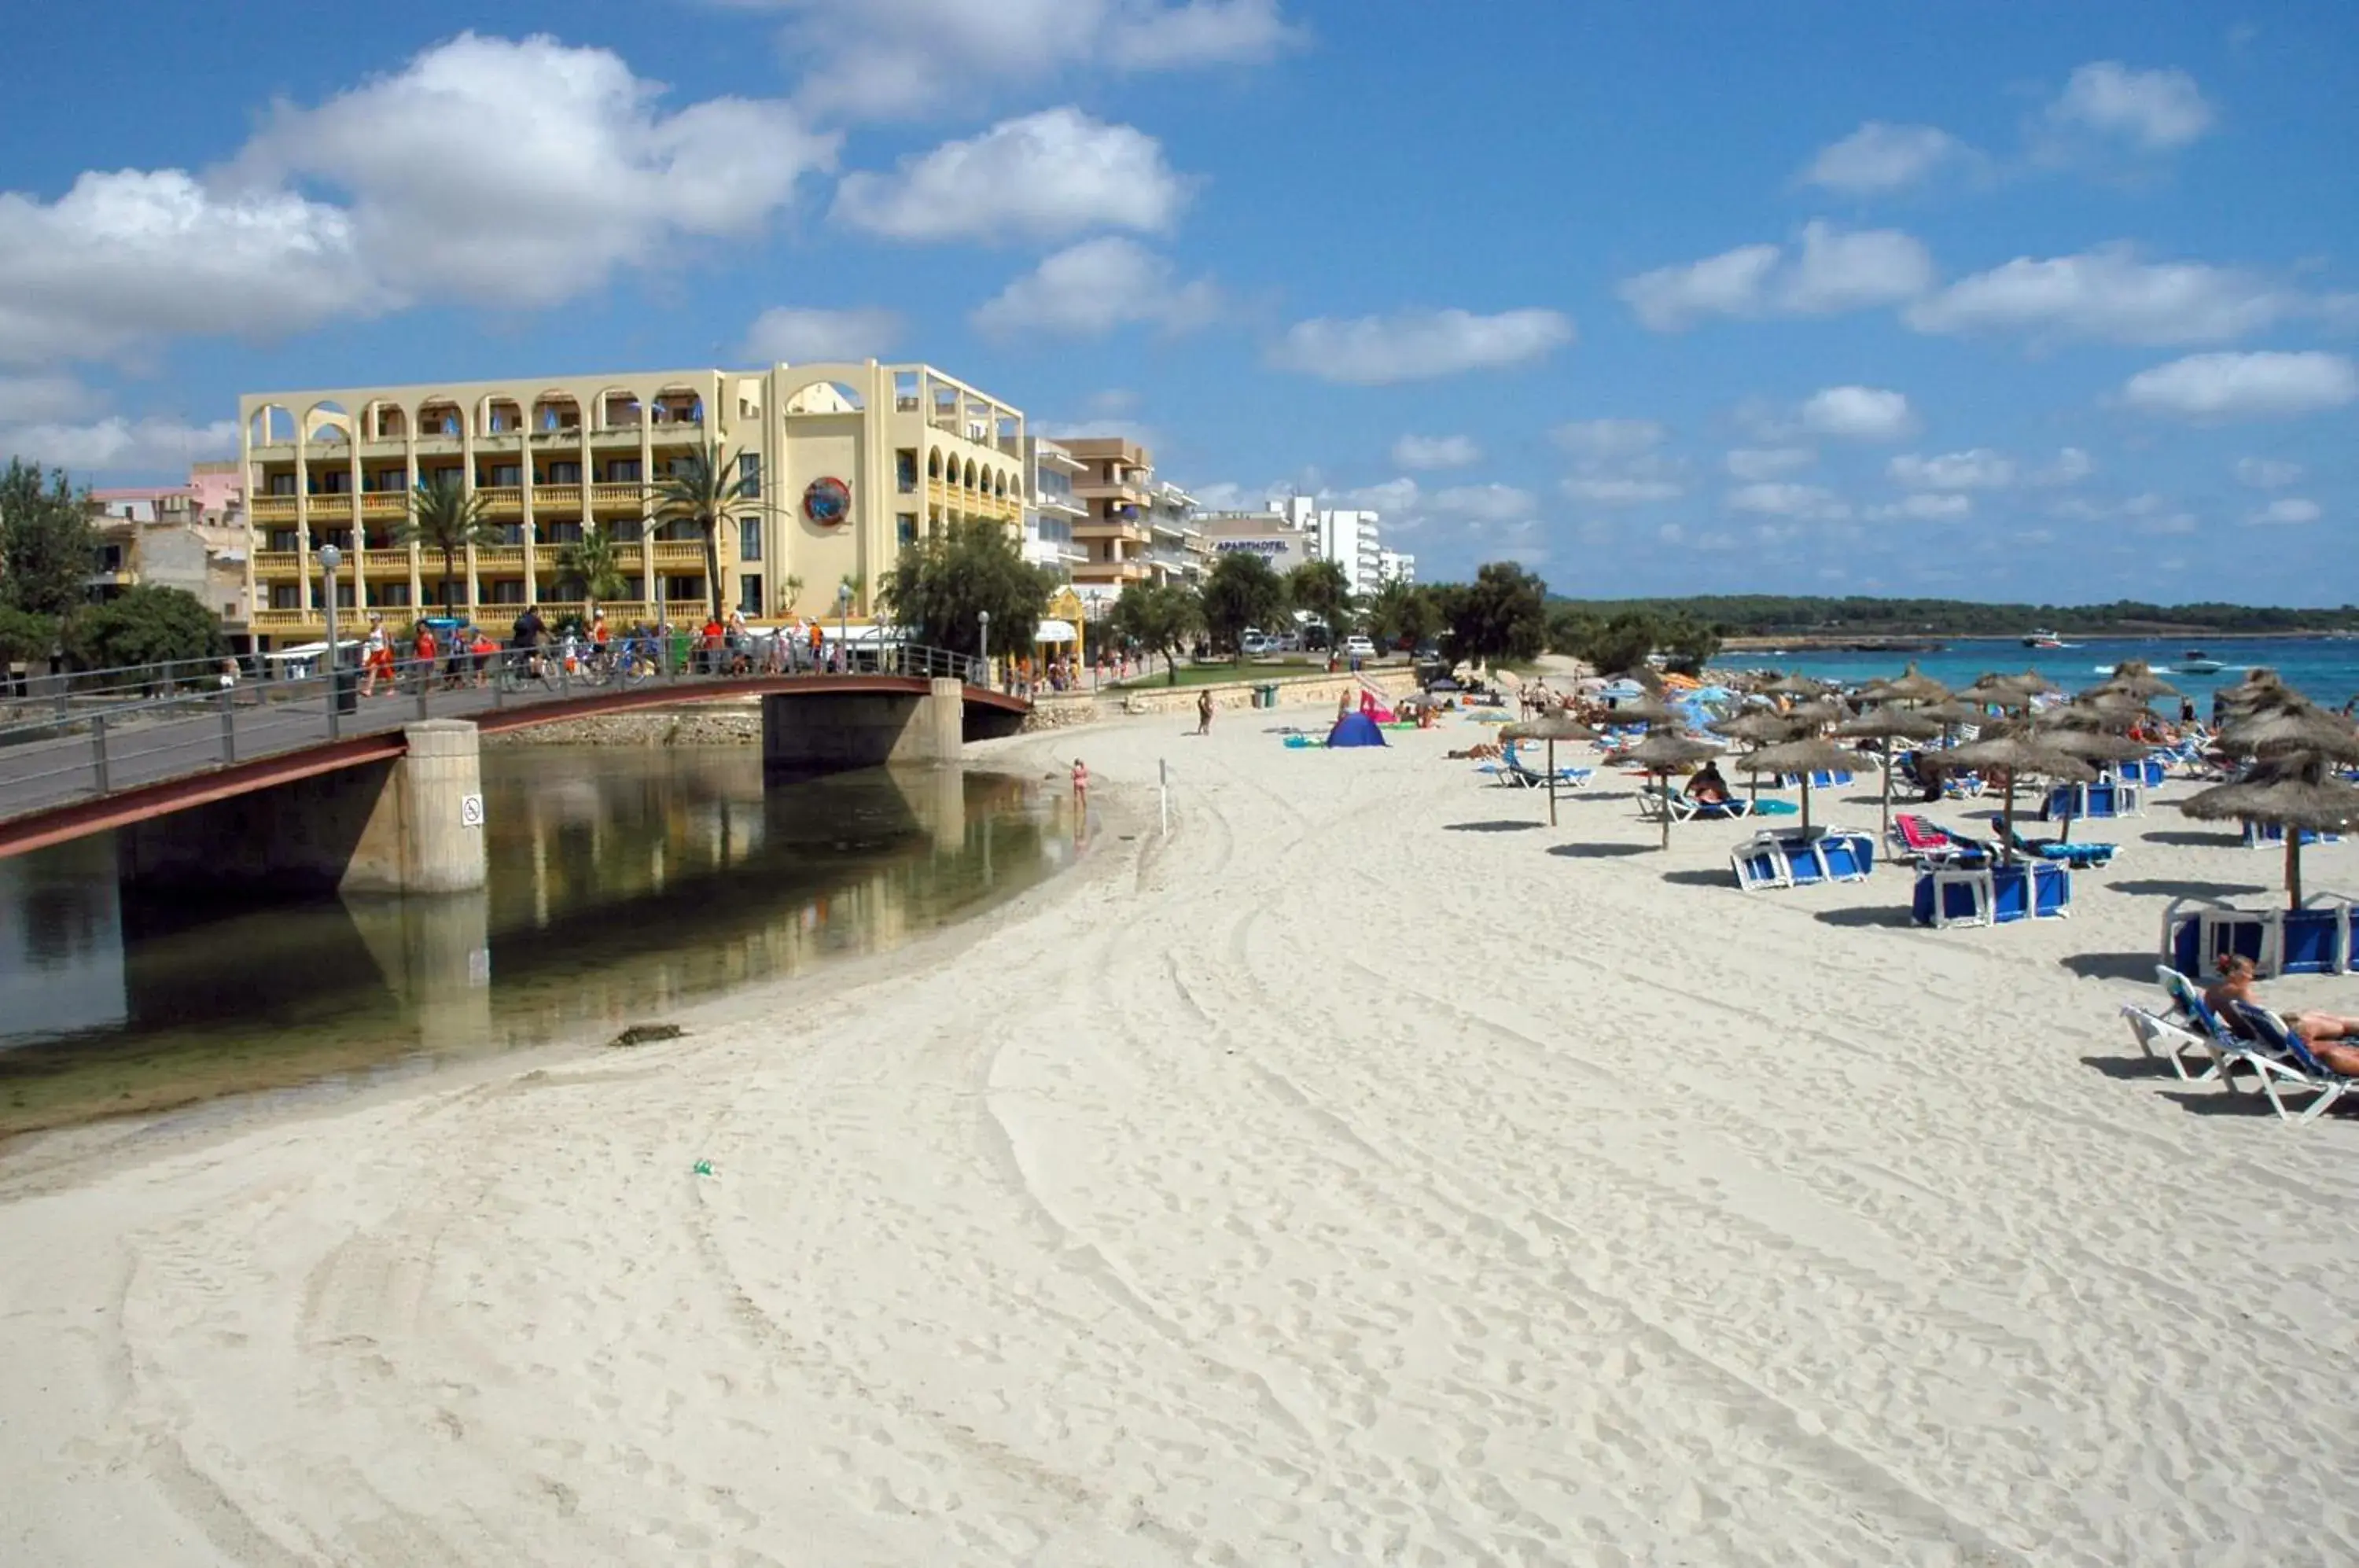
[2230,1003,2359,1123]
[2008,829,2118,868]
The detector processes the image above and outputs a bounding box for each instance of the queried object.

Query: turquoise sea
[1709,636,2359,713]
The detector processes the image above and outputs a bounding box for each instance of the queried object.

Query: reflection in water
[0,749,1077,1139]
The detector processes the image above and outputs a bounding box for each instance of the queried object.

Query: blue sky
[2,1,2355,604]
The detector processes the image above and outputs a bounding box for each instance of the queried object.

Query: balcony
[253,550,301,576]
[362,549,414,575]
[1073,558,1148,584]
[477,487,522,517]
[1073,478,1147,506]
[649,540,705,568]
[473,547,525,571]
[360,493,409,520]
[1074,518,1150,544]
[534,484,584,510]
[252,496,298,523]
[591,483,645,513]
[302,497,359,521]
[251,608,317,631]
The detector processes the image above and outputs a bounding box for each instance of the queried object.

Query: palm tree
[650,447,751,623]
[397,477,502,616]
[556,520,628,612]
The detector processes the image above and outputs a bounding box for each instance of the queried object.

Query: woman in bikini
[2206,953,2359,1073]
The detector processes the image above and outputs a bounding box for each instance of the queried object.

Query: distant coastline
[1720,628,2353,653]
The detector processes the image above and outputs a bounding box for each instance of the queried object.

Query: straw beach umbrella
[1623,731,1723,848]
[2089,659,2178,703]
[2042,727,2155,842]
[1710,711,1805,807]
[1835,708,1943,846]
[2217,706,2359,764]
[1761,672,1830,700]
[1500,712,1598,826]
[1864,663,1950,705]
[1735,738,1867,837]
[2181,764,2359,908]
[1938,734,2096,860]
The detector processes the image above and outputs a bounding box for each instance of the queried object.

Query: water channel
[0,748,1082,1141]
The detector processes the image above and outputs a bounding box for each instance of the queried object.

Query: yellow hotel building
[238,362,1025,644]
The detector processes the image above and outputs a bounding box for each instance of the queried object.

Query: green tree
[1367,580,1442,653]
[1656,612,1722,677]
[397,477,502,615]
[881,517,1058,657]
[1109,581,1201,684]
[555,520,628,609]
[1286,559,1354,647]
[64,585,223,674]
[1546,602,1599,659]
[1437,562,1548,667]
[1577,611,1659,675]
[1199,550,1289,659]
[0,604,55,668]
[0,458,98,621]
[650,447,753,622]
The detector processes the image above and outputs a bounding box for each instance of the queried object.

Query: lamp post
[318,543,343,740]
[978,609,992,690]
[837,581,851,675]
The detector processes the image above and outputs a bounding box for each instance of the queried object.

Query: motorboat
[2022,629,2064,649]
[2178,650,2225,674]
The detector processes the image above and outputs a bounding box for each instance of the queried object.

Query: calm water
[0,749,1081,1139]
[1711,635,2359,711]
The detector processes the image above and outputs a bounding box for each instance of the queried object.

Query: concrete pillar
[926,676,965,760]
[342,720,487,894]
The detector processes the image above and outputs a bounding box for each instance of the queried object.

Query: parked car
[1341,634,1378,658]
[1240,631,1275,656]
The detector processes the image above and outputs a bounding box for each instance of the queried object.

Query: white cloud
[1905,246,2288,346]
[0,171,377,365]
[1798,122,1967,195]
[2032,447,2095,486]
[833,108,1184,242]
[1798,385,1916,440]
[2235,456,2303,488]
[0,376,96,424]
[1621,222,1931,329]
[1560,476,1682,506]
[1330,476,1420,515]
[739,305,902,362]
[234,34,833,307]
[1724,447,1815,480]
[2120,351,2359,420]
[1391,433,1481,469]
[1886,447,2015,490]
[1869,493,1973,521]
[971,237,1220,337]
[771,0,1299,121]
[2047,61,2216,152]
[2248,497,2321,525]
[1268,307,1572,385]
[1552,418,1665,458]
[0,414,238,474]
[1430,484,1536,521]
[1620,244,1779,330]
[1727,482,1851,521]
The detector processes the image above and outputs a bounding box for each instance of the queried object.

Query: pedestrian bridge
[0,649,1029,885]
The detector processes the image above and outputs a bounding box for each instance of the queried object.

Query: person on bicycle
[511,604,546,676]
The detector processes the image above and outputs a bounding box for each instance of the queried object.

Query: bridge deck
[0,669,1025,859]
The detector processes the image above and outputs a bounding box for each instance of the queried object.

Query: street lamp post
[837,582,851,675]
[318,543,343,740]
[978,609,992,690]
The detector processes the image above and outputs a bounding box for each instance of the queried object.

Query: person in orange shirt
[411,622,437,693]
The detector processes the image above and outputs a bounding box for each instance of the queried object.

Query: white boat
[2178,650,2225,674]
[2022,628,2063,648]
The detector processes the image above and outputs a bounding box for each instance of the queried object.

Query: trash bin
[333,657,359,715]
[1257,683,1279,709]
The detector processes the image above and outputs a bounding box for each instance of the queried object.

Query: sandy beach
[4,702,2357,1566]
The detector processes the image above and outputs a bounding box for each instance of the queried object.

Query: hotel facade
[237,362,1025,645]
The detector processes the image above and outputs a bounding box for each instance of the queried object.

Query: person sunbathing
[2206,954,2359,1073]
[1684,762,1732,805]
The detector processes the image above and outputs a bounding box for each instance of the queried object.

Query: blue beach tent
[1327,712,1388,748]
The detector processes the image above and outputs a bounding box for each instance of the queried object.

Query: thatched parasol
[1600,693,1684,727]
[1761,672,1831,699]
[2181,764,2359,907]
[1864,662,1949,704]
[1956,673,2036,711]
[1711,711,1805,807]
[2042,728,2157,842]
[1836,708,1944,846]
[2216,707,2359,764]
[1735,738,1867,836]
[1623,731,1724,848]
[1500,712,1599,826]
[1780,698,1846,730]
[1939,734,2097,860]
[2089,660,2179,701]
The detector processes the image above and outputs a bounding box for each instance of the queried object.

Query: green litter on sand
[692,1159,715,1176]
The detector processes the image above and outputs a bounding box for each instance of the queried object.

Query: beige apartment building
[237,362,1025,644]
[1061,437,1207,602]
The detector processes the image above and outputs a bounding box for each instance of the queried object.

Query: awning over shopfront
[1034,619,1078,645]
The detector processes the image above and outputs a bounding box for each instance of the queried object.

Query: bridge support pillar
[117,720,486,896]
[760,679,966,772]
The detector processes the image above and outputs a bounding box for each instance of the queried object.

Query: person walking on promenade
[1197,689,1214,736]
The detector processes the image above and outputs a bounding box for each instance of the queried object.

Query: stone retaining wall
[1110,667,1421,719]
[484,701,763,747]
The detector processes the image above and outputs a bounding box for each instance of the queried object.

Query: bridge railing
[0,635,1013,826]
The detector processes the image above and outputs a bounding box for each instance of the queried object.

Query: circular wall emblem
[803,477,851,526]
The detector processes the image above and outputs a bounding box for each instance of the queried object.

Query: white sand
[5,709,2358,1565]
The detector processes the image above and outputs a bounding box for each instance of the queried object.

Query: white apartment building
[1278,497,1387,596]
[1021,436,1087,578]
[1376,548,1416,587]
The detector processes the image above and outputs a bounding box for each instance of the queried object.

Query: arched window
[927,450,942,480]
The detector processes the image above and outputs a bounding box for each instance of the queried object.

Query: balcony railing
[253,550,300,576]
[649,540,705,567]
[477,487,522,517]
[251,608,314,629]
[360,493,409,519]
[535,484,584,510]
[473,547,525,571]
[591,483,645,512]
[252,496,298,523]
[362,550,414,575]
